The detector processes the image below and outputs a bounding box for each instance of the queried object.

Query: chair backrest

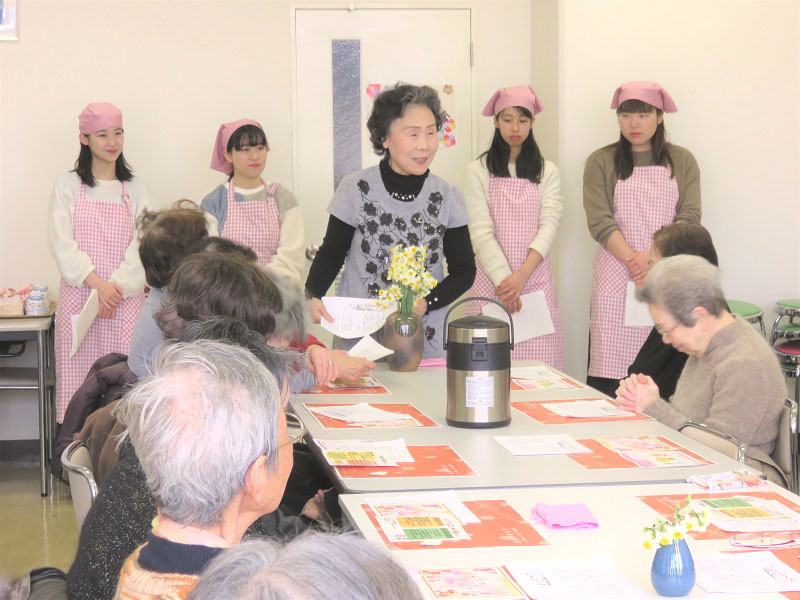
[679,421,747,463]
[61,440,98,531]
[772,398,799,494]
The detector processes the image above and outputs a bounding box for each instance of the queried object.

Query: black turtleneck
[378,157,429,201]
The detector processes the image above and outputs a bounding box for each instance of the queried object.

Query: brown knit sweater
[644,316,785,465]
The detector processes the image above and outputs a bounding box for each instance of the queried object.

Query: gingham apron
[54,182,145,421]
[588,166,679,379]
[221,180,281,268]
[468,175,563,368]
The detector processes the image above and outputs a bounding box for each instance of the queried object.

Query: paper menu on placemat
[315,438,413,467]
[694,551,800,593]
[307,403,415,425]
[510,365,583,390]
[417,567,527,600]
[700,497,800,532]
[543,399,631,418]
[493,434,591,456]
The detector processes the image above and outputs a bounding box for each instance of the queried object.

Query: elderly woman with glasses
[616,255,786,482]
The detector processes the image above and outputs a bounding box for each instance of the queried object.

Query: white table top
[340,481,800,599]
[0,315,53,332]
[290,363,749,493]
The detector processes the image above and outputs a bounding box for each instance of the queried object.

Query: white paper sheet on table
[307,403,408,424]
[511,365,566,381]
[493,434,591,456]
[695,551,800,593]
[348,335,394,361]
[481,291,554,342]
[315,438,414,466]
[504,555,644,599]
[70,289,98,358]
[320,297,393,339]
[624,281,653,327]
[544,399,632,418]
[700,497,800,532]
[364,490,479,524]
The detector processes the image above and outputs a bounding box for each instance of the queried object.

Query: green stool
[727,299,765,336]
[771,299,800,344]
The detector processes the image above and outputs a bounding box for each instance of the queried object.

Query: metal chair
[679,422,747,462]
[727,299,765,336]
[771,299,800,344]
[774,339,800,407]
[61,440,98,531]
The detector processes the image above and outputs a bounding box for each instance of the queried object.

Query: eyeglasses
[654,323,679,338]
[279,411,308,448]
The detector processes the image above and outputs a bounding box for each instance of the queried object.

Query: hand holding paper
[320,297,393,339]
[482,292,554,342]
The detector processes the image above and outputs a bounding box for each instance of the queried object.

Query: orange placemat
[302,374,389,395]
[303,403,438,428]
[511,374,583,391]
[638,491,800,540]
[362,499,547,550]
[512,398,652,424]
[568,437,713,470]
[336,445,476,478]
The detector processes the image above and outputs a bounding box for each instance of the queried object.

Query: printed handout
[320,296,393,339]
[493,434,591,456]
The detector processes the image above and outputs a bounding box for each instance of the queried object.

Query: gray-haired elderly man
[112,340,295,599]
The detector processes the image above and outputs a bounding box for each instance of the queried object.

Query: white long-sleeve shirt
[47,171,151,297]
[462,157,563,287]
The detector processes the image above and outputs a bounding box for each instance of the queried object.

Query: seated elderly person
[188,532,423,600]
[616,255,786,482]
[112,340,295,598]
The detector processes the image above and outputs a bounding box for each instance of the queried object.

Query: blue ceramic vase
[651,538,695,597]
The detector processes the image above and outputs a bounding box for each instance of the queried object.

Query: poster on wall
[0,0,19,41]
[365,83,456,148]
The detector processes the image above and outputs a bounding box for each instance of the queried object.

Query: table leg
[37,329,49,497]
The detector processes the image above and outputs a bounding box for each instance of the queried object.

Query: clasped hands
[615,373,660,413]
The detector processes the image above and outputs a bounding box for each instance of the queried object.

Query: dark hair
[225,125,268,180]
[480,106,544,183]
[184,236,258,262]
[137,200,209,289]
[652,223,719,267]
[178,316,302,391]
[367,83,445,156]
[612,99,673,180]
[73,142,134,187]
[155,252,282,339]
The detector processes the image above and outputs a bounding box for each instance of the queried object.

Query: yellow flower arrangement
[376,245,438,316]
[642,496,710,550]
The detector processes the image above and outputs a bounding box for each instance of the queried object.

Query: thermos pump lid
[447,315,510,345]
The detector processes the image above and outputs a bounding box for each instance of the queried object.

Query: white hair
[269,274,307,344]
[113,340,282,527]
[188,533,424,600]
[636,254,728,325]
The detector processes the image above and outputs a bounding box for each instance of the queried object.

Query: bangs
[616,99,657,114]
[228,125,267,151]
[510,106,533,118]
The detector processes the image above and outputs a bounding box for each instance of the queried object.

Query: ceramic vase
[650,538,695,597]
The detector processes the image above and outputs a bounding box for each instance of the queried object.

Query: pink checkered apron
[221,180,281,268]
[54,182,145,421]
[468,175,563,368]
[588,166,679,379]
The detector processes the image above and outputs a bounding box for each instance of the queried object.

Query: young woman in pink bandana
[48,102,151,422]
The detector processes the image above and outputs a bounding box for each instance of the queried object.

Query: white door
[293,7,473,255]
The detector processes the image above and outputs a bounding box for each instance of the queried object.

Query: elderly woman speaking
[616,255,786,481]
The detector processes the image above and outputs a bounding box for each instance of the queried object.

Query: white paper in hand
[70,289,99,358]
[320,297,393,339]
[482,291,554,342]
[624,281,653,327]
[349,336,394,361]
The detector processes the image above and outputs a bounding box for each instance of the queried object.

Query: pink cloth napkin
[532,503,599,529]
[419,358,447,367]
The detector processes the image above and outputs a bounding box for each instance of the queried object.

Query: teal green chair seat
[727,299,765,335]
[772,299,800,344]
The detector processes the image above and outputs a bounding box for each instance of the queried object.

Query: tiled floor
[0,461,78,578]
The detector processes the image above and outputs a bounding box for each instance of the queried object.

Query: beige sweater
[583,144,701,246]
[644,316,785,463]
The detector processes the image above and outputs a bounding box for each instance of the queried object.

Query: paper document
[315,438,413,467]
[695,551,800,593]
[510,365,581,390]
[505,556,643,599]
[307,403,416,426]
[544,399,632,418]
[482,291,554,342]
[418,567,526,600]
[493,434,591,456]
[348,335,394,361]
[320,297,393,339]
[70,289,99,358]
[700,497,800,532]
[624,281,653,327]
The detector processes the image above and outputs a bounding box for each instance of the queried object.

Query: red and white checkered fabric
[588,166,679,379]
[54,183,145,421]
[468,175,563,368]
[221,180,280,268]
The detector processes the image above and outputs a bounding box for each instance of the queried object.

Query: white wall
[0,0,530,439]
[557,0,800,377]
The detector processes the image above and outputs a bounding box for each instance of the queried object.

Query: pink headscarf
[481,85,544,117]
[78,102,123,135]
[210,119,269,173]
[610,81,678,113]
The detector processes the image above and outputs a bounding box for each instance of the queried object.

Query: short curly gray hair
[366,83,445,156]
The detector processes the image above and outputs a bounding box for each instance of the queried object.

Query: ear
[657,113,664,125]
[381,137,389,150]
[79,133,89,146]
[223,149,233,162]
[691,306,710,325]
[243,455,283,510]
[493,115,500,129]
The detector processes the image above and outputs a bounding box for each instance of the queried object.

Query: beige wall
[555,0,800,377]
[0,0,530,438]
